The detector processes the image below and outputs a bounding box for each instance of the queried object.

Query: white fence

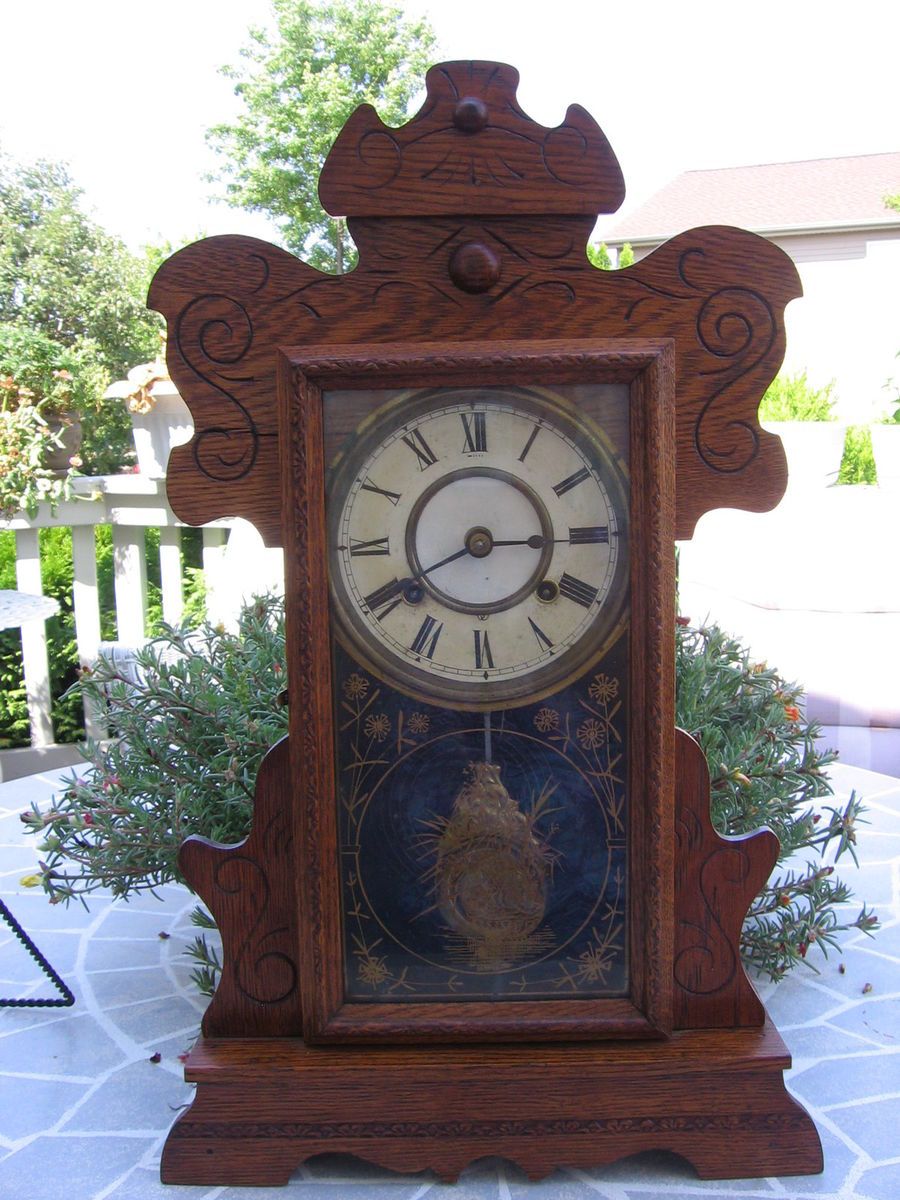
[1,475,235,761]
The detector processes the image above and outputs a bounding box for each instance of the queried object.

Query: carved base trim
[160,1022,822,1186]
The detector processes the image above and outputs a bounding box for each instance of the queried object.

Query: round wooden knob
[448,242,501,294]
[453,96,489,134]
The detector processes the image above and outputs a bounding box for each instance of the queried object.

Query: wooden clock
[151,60,823,1185]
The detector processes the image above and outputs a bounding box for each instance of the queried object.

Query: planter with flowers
[0,326,103,518]
[105,352,193,478]
[0,382,70,518]
[759,371,844,492]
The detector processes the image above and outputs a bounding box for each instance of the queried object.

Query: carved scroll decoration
[673,731,779,1028]
[177,738,301,1036]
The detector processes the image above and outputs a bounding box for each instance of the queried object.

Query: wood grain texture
[149,59,799,545]
[673,731,780,1029]
[628,347,677,1035]
[177,738,302,1036]
[160,1022,822,1185]
[318,59,626,216]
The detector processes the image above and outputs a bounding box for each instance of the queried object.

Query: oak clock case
[156,58,824,1186]
[288,356,670,1042]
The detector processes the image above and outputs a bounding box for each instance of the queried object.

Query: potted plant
[105,344,193,478]
[0,380,70,517]
[0,325,104,516]
[871,353,900,489]
[759,371,844,492]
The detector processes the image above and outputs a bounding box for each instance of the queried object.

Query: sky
[1,0,898,252]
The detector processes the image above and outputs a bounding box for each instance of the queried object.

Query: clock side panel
[279,358,345,1036]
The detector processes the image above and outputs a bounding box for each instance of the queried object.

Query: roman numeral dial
[461,411,487,453]
[349,536,390,556]
[329,387,629,709]
[401,429,438,470]
[410,615,443,658]
[553,466,591,497]
[558,573,600,608]
[473,629,494,670]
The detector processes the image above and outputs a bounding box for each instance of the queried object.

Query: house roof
[605,152,900,244]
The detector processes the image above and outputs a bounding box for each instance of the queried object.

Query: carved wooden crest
[149,59,799,545]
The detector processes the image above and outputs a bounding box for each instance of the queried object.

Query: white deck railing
[1,475,233,753]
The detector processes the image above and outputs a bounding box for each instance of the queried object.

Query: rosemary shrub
[21,596,876,991]
[676,622,875,980]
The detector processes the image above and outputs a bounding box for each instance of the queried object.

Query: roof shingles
[607,152,900,242]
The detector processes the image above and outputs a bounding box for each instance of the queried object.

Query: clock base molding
[160,1022,822,1186]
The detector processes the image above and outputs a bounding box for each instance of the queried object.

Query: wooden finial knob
[448,242,501,293]
[453,96,490,133]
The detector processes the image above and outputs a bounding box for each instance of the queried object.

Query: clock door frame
[279,338,676,1044]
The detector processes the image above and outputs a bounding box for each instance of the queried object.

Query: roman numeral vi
[473,629,494,669]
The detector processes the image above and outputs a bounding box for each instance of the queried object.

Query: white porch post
[202,527,229,626]
[14,528,55,747]
[71,525,106,741]
[158,525,184,626]
[112,525,148,646]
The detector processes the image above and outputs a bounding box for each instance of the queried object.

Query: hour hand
[490,535,547,549]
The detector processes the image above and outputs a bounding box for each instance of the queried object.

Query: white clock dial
[327,387,629,709]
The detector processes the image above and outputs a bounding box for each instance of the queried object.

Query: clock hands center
[394,527,547,600]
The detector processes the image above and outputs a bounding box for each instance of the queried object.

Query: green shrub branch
[20,596,877,989]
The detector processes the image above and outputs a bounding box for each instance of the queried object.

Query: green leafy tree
[0,154,161,377]
[0,152,166,472]
[759,371,836,422]
[206,0,436,272]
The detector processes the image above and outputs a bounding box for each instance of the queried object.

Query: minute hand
[393,545,471,596]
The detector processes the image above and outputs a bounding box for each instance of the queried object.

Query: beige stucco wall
[625,228,900,422]
[773,229,900,421]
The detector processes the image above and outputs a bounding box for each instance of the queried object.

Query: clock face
[326,386,629,708]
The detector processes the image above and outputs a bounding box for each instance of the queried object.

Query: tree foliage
[0,152,165,473]
[758,371,836,422]
[0,154,161,377]
[206,0,436,272]
[587,241,634,269]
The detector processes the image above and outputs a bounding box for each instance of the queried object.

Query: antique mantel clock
[150,60,822,1185]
